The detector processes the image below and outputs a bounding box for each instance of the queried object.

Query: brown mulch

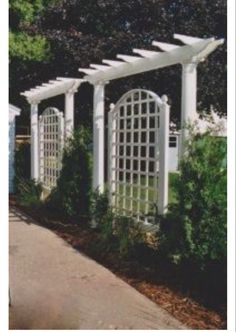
[54,230,227,330]
[9,198,227,330]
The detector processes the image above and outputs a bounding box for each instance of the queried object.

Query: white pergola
[21,33,224,193]
[78,33,224,192]
[21,78,83,180]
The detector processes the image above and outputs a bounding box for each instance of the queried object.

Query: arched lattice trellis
[39,107,64,191]
[108,89,170,221]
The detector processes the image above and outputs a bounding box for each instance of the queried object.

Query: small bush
[16,177,42,208]
[114,214,143,257]
[48,126,92,221]
[91,190,143,257]
[14,142,31,193]
[90,189,110,225]
[160,128,227,269]
[14,142,42,207]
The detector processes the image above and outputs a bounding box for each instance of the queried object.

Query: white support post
[30,102,39,180]
[108,103,116,205]
[93,82,105,192]
[65,92,74,139]
[158,95,170,215]
[180,61,198,156]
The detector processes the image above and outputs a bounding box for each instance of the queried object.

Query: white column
[65,92,74,139]
[30,102,39,180]
[93,83,105,192]
[158,95,170,215]
[180,61,198,156]
[108,103,116,205]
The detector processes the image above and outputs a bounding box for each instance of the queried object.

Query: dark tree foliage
[10,0,226,127]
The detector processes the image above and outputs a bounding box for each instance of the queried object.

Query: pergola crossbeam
[192,39,224,62]
[174,33,205,45]
[80,36,223,84]
[21,78,83,103]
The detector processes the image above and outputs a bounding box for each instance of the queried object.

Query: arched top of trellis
[21,78,84,104]
[109,89,165,114]
[39,106,63,118]
[79,33,224,84]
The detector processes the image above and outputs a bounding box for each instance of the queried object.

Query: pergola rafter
[78,34,223,84]
[21,78,83,103]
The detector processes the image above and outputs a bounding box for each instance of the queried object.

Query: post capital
[93,80,109,87]
[29,99,40,106]
[181,60,198,73]
[67,86,79,95]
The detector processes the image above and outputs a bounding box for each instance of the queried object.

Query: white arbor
[21,78,83,182]
[79,33,224,193]
[21,33,224,214]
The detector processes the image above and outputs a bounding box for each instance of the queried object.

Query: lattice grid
[108,90,162,222]
[39,107,64,191]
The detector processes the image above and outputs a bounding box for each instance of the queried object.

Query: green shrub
[160,129,227,269]
[48,126,92,220]
[90,189,110,225]
[114,214,143,257]
[91,190,143,257]
[14,142,31,193]
[15,177,42,208]
[14,142,42,207]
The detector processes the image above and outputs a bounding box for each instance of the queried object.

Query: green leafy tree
[9,0,54,61]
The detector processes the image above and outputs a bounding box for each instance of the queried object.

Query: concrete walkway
[9,207,186,330]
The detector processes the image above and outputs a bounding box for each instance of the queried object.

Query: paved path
[9,207,186,330]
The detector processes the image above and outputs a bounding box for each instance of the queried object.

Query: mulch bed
[10,198,227,330]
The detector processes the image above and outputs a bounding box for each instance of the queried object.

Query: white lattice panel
[108,89,167,222]
[39,107,64,191]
